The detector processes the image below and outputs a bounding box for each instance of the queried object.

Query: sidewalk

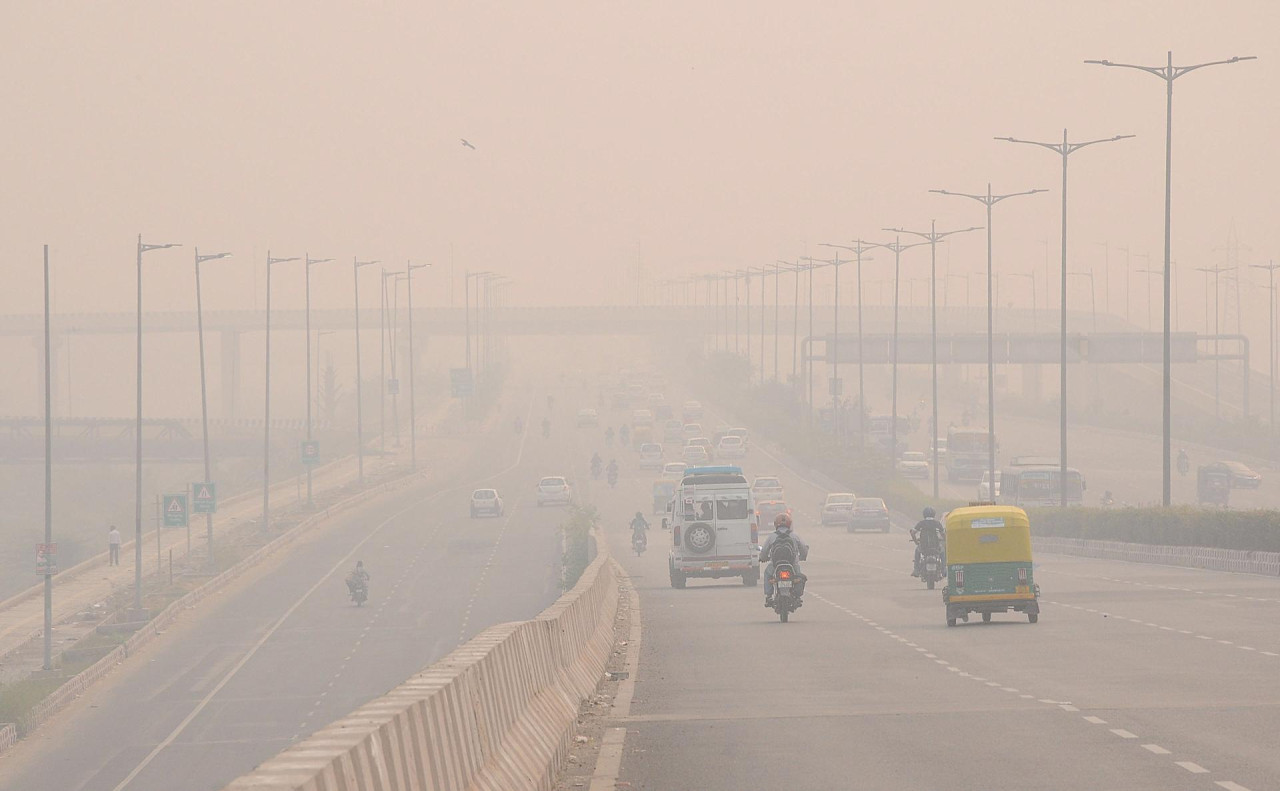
[0,398,459,672]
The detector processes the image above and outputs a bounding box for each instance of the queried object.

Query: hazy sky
[1,1,1277,319]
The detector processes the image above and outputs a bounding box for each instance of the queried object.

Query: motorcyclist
[606,458,619,487]
[619,424,630,446]
[591,452,603,479]
[1177,448,1190,475]
[761,514,809,607]
[911,507,945,577]
[1101,490,1116,507]
[346,560,370,596]
[630,511,649,545]
[542,417,551,438]
[605,427,615,448]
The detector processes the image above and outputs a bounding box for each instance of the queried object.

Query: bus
[945,427,991,483]
[998,464,1085,507]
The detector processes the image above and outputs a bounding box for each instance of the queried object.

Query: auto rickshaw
[1197,463,1231,508]
[652,479,676,515]
[943,504,1039,627]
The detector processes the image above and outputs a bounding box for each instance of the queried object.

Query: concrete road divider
[223,546,621,791]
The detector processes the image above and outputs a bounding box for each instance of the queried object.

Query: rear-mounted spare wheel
[683,522,716,554]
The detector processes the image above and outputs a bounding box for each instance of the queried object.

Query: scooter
[607,470,619,488]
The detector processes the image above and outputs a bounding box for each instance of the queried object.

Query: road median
[223,537,621,791]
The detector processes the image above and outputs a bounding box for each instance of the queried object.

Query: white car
[686,437,714,461]
[897,452,930,479]
[536,476,573,507]
[682,422,703,439]
[662,461,689,480]
[681,445,710,464]
[716,435,746,459]
[470,488,504,518]
[638,442,665,470]
[682,400,703,421]
[978,470,1002,500]
[576,408,599,427]
[752,476,784,498]
[820,492,856,526]
[726,427,750,448]
[632,409,654,428]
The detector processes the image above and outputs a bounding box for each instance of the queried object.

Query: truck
[665,466,759,588]
[946,427,991,483]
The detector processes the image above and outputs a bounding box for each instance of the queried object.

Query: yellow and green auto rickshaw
[652,479,676,515]
[943,504,1039,627]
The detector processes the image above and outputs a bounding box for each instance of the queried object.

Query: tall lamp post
[352,258,378,485]
[1086,51,1256,506]
[884,224,980,497]
[262,253,299,548]
[804,256,843,441]
[997,130,1132,506]
[820,242,881,448]
[866,238,927,466]
[194,248,231,563]
[303,254,334,508]
[134,236,181,610]
[41,245,53,670]
[405,261,431,471]
[930,185,1046,497]
[1250,261,1280,434]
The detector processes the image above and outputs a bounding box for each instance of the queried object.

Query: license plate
[779,581,793,589]
[926,563,937,571]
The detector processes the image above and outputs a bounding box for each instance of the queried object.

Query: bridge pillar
[221,330,240,419]
[1022,364,1042,402]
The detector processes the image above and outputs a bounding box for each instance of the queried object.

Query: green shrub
[561,505,598,589]
[1031,506,1280,552]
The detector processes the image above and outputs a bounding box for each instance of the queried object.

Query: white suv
[470,489,504,518]
[536,476,573,507]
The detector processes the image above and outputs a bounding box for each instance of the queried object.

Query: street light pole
[931,185,1046,498]
[867,238,927,466]
[820,242,882,449]
[303,254,333,508]
[42,245,53,670]
[352,258,378,486]
[1250,261,1280,435]
[316,330,335,420]
[134,235,181,610]
[262,253,299,547]
[406,261,431,471]
[194,248,231,564]
[1087,50,1256,506]
[883,224,979,498]
[997,130,1132,506]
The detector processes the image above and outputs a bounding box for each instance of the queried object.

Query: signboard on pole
[300,440,321,465]
[450,367,474,398]
[163,494,189,527]
[35,543,57,575]
[192,482,217,514]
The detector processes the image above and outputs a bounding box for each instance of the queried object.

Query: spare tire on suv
[683,522,716,554]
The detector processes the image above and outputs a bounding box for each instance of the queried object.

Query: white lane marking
[1215,782,1253,791]
[1110,729,1138,739]
[1083,716,1107,724]
[1176,761,1209,774]
[1060,705,1079,712]
[1141,744,1171,755]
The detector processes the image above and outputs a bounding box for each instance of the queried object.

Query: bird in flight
[461,138,476,150]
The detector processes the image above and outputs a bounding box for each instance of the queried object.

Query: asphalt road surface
[588,417,1280,791]
[0,397,575,791]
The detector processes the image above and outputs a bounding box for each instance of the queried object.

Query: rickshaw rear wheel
[926,579,935,590]
[946,616,957,627]
[982,612,991,623]
[1028,612,1038,624]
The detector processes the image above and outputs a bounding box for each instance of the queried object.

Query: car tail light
[1018,567,1028,583]
[956,569,965,586]
[750,524,758,545]
[778,569,792,581]
[673,525,681,545]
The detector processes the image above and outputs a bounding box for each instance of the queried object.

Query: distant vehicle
[663,419,685,442]
[820,492,856,526]
[681,445,710,464]
[638,443,665,470]
[632,409,654,428]
[726,427,750,448]
[931,437,947,462]
[752,476,784,499]
[610,391,629,409]
[999,465,1084,507]
[654,403,675,421]
[683,422,703,439]
[849,497,891,533]
[662,461,689,480]
[667,465,758,588]
[716,435,747,459]
[897,451,930,479]
[470,488,504,518]
[682,400,704,421]
[756,499,790,527]
[1221,461,1262,489]
[576,408,599,427]
[1197,463,1232,507]
[536,476,573,507]
[647,392,665,406]
[946,427,991,483]
[978,470,1002,500]
[687,436,714,455]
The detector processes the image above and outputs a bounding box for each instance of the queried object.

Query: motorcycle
[607,469,619,488]
[591,462,602,480]
[770,562,804,622]
[632,530,647,556]
[919,551,944,590]
[348,578,368,607]
[542,419,551,439]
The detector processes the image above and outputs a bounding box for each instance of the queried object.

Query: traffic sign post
[192,482,217,513]
[35,543,57,575]
[300,440,321,466]
[450,367,474,398]
[163,494,189,527]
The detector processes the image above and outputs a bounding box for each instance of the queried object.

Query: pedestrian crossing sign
[164,494,189,527]
[193,482,217,514]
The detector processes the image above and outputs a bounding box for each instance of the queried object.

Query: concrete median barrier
[223,547,621,791]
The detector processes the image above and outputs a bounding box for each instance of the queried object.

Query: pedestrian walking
[108,525,121,566]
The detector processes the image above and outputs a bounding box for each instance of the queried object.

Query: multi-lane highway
[0,396,575,791]
[583,408,1280,791]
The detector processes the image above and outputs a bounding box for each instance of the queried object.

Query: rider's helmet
[923,506,936,519]
[774,513,793,532]
[635,511,643,519]
[356,560,364,569]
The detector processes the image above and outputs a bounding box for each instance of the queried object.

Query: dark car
[848,497,891,533]
[1221,461,1262,489]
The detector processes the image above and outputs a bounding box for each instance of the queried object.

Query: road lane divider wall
[222,544,622,791]
[5,471,427,745]
[1034,536,1280,577]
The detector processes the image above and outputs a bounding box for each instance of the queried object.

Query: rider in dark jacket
[761,514,809,606]
[911,507,945,577]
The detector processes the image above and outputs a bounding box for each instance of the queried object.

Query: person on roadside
[108,525,122,566]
